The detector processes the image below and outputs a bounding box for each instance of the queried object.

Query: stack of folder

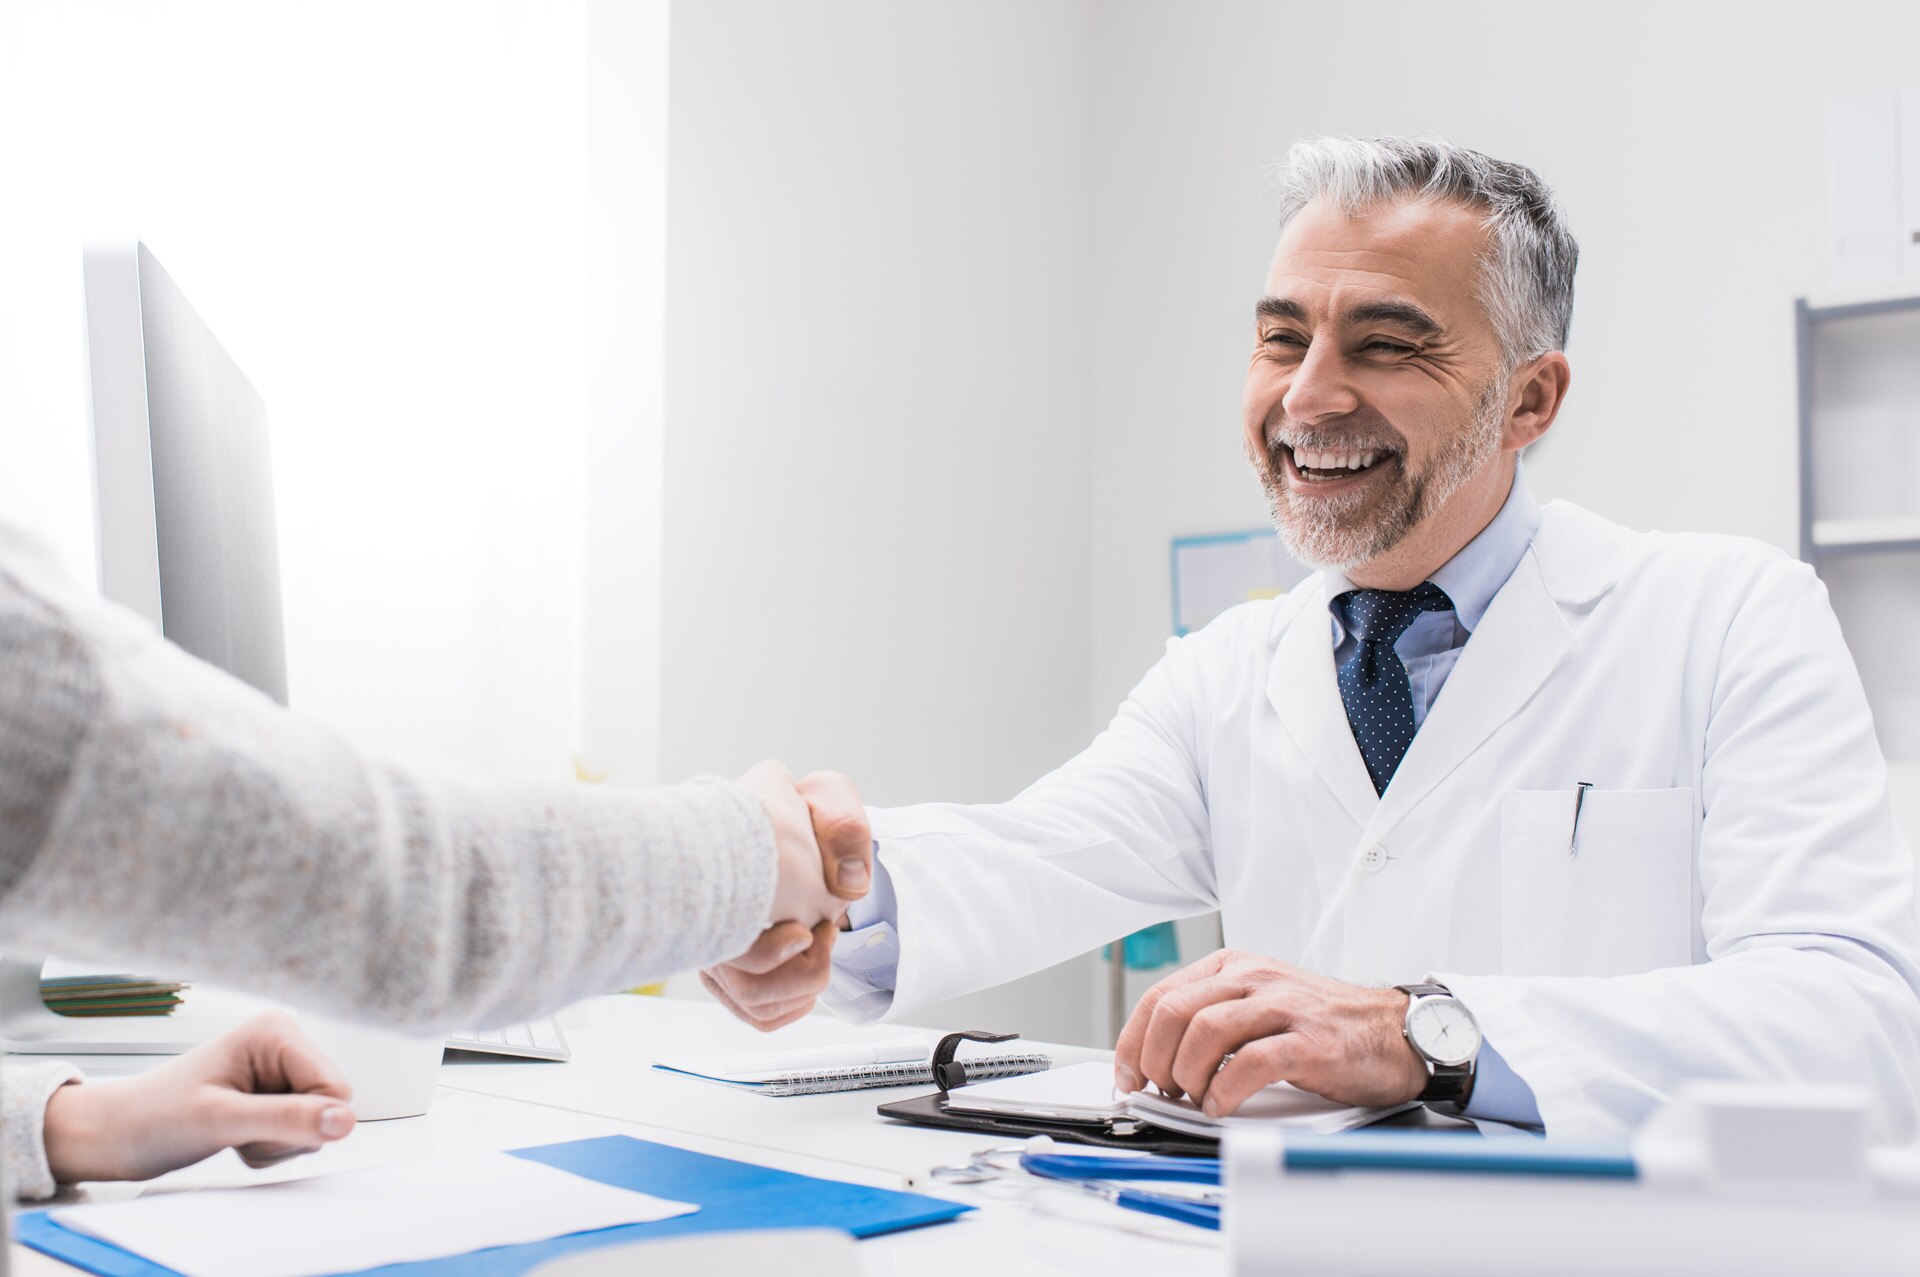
[40,974,189,1017]
[16,1134,974,1275]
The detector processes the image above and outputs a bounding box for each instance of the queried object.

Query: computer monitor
[0,242,284,1054]
[85,241,289,704]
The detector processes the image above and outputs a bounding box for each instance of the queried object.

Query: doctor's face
[1243,196,1513,572]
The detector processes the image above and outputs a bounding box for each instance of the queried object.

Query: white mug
[295,1012,443,1121]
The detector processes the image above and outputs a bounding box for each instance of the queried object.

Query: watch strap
[1419,1061,1475,1109]
[1395,982,1476,1112]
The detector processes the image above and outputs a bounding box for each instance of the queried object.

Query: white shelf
[1811,515,1920,549]
[1802,282,1920,315]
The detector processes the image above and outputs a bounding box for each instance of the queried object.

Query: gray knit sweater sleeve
[0,523,777,1031]
[4,1060,79,1200]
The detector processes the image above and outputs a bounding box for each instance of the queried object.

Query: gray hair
[1271,136,1579,366]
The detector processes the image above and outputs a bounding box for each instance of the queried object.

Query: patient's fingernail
[320,1106,353,1138]
[837,860,870,893]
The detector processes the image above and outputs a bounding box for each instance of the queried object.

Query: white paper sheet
[1126,1079,1413,1137]
[941,1061,1127,1121]
[944,1059,1410,1135]
[51,1152,696,1277]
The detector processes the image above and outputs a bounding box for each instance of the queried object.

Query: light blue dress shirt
[838,463,1547,1130]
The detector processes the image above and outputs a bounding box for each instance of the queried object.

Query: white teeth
[1292,446,1384,475]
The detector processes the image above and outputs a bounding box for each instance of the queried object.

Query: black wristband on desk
[931,1029,1021,1092]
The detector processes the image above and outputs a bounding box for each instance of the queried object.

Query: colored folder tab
[16,1135,973,1277]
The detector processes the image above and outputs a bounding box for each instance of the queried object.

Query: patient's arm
[0,524,782,1031]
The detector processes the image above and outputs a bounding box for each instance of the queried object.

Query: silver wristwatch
[1394,981,1482,1114]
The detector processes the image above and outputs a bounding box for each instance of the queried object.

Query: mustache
[1262,414,1408,459]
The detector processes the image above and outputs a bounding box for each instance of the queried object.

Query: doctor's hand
[42,1011,356,1185]
[703,766,870,1032]
[738,760,867,930]
[1112,950,1427,1117]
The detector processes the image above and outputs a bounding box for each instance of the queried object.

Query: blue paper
[17,1134,972,1276]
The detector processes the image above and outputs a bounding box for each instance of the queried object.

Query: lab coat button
[1363,845,1387,873]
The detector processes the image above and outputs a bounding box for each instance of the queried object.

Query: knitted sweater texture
[0,524,775,1200]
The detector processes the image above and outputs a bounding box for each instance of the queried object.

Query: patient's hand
[739,760,868,930]
[706,768,869,1032]
[43,1011,356,1184]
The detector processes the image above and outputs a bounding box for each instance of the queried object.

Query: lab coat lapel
[1265,578,1378,827]
[1367,500,1628,841]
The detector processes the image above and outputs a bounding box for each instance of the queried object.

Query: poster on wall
[1170,529,1312,636]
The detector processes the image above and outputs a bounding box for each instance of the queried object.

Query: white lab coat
[859,500,1920,1141]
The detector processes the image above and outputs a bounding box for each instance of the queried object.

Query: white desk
[440,995,1118,1189]
[13,996,1224,1276]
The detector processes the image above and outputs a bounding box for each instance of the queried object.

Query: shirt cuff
[823,854,902,1024]
[1462,1037,1545,1130]
[5,1060,82,1200]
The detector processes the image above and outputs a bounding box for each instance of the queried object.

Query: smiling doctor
[701,135,1920,1140]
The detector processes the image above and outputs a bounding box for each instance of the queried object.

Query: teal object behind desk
[17,1135,973,1276]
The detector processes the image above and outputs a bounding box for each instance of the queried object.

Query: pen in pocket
[1568,781,1593,857]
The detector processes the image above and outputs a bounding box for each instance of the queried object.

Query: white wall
[0,1,591,783]
[651,1,1920,1042]
[8,1,1911,1044]
[658,0,1105,1041]
[1085,0,1920,716]
[581,0,671,787]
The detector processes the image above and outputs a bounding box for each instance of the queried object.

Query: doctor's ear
[1501,352,1571,451]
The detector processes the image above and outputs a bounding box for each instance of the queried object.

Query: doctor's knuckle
[1141,973,1181,1003]
[814,805,868,842]
[1187,1002,1239,1043]
[742,976,800,1007]
[1143,989,1182,1022]
[1238,1038,1290,1077]
[787,966,831,998]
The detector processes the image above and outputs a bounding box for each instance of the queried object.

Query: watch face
[1407,997,1481,1067]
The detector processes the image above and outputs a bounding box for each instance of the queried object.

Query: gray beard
[1252,378,1507,572]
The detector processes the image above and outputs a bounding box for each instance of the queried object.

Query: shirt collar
[1323,459,1542,635]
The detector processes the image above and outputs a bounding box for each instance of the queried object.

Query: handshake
[707,761,873,1031]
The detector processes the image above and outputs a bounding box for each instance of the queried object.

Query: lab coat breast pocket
[1498,788,1696,977]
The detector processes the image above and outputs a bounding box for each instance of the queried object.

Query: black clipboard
[877,1086,1476,1155]
[876,1089,1219,1157]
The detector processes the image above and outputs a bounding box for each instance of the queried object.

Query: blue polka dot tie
[1333,583,1455,796]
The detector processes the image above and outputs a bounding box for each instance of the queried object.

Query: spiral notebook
[653,1037,1051,1096]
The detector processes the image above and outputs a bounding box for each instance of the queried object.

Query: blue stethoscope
[930,1143,1223,1231]
[930,1130,1649,1232]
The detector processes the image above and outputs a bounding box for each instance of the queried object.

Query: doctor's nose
[1281,341,1361,425]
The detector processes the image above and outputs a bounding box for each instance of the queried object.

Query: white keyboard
[445,1017,571,1062]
